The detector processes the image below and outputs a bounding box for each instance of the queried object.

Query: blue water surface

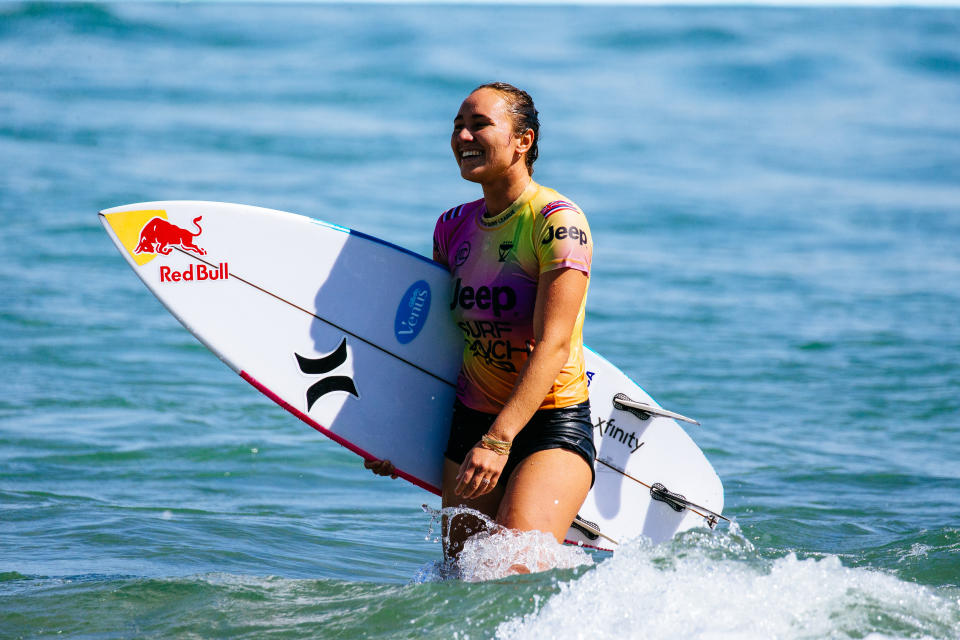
[1,3,959,638]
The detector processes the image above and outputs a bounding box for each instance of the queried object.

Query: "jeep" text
[542,225,588,246]
[449,278,517,318]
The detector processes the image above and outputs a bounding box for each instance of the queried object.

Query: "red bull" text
[135,216,207,256]
[159,263,229,283]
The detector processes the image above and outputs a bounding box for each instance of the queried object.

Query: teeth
[462,150,482,158]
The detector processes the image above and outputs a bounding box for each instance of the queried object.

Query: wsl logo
[498,241,514,262]
[395,280,431,344]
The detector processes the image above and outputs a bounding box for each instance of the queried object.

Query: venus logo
[395,280,431,344]
[295,338,359,410]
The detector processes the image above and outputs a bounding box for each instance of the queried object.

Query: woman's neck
[481,169,532,218]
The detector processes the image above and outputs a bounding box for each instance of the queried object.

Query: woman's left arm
[454,267,588,499]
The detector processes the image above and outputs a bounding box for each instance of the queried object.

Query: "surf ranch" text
[159,263,229,283]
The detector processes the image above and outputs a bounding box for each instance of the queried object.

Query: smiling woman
[453,82,540,187]
[368,83,596,571]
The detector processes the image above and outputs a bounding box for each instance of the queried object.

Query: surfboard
[99,201,724,550]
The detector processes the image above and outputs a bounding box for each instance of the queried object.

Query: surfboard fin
[571,515,620,546]
[650,482,720,529]
[613,393,700,426]
[595,457,727,529]
[650,482,687,513]
[572,515,601,540]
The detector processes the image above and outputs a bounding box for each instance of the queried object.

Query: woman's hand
[455,444,509,499]
[364,458,398,479]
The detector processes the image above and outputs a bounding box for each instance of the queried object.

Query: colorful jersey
[433,181,593,414]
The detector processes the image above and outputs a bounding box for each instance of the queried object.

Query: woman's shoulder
[526,186,588,239]
[435,197,485,227]
[432,198,485,265]
[529,185,585,219]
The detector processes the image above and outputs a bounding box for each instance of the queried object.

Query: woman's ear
[516,128,535,155]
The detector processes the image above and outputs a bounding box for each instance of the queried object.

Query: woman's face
[451,89,529,184]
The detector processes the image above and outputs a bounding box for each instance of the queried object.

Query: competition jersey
[433,181,593,414]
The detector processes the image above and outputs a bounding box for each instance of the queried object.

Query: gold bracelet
[480,434,512,456]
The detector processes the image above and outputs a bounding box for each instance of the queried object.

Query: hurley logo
[295,337,359,410]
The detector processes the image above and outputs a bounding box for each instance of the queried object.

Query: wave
[497,526,960,640]
[4,521,959,638]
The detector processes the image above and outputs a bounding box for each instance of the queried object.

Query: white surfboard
[99,201,724,550]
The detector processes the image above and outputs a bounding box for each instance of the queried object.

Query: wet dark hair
[474,82,540,175]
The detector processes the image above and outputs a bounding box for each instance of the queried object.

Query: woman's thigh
[496,448,592,543]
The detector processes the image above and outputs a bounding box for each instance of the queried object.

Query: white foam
[455,527,594,582]
[496,530,960,640]
[416,505,594,583]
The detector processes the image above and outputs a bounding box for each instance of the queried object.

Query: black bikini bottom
[443,399,596,487]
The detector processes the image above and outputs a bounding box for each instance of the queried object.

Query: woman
[367,82,595,563]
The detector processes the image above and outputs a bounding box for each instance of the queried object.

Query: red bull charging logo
[101,208,229,282]
[135,216,207,256]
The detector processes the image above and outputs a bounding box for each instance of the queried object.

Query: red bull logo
[102,208,231,285]
[160,263,229,283]
[135,216,207,256]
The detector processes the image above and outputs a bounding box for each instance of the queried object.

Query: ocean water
[2,2,960,638]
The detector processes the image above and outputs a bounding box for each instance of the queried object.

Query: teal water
[2,3,960,638]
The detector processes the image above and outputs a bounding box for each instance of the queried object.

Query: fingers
[455,450,501,499]
[456,472,483,499]
[363,458,398,479]
[473,475,496,498]
[465,475,496,499]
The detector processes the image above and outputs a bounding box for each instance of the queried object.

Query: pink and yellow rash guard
[433,181,593,415]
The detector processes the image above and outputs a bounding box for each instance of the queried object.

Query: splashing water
[456,527,594,583]
[495,528,960,640]
[416,505,594,583]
